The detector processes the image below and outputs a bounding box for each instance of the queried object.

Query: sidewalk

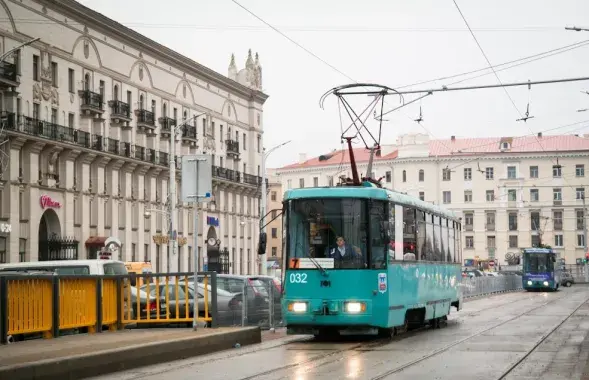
[0,326,260,380]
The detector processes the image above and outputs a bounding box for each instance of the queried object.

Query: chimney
[298,153,307,164]
[451,136,456,141]
[537,132,542,138]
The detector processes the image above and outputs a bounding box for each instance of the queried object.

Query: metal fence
[460,275,523,299]
[561,264,588,283]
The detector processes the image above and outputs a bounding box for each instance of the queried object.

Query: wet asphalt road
[90,287,589,380]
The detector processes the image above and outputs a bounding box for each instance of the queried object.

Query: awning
[85,236,108,247]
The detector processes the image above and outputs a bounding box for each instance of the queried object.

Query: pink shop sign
[40,195,61,209]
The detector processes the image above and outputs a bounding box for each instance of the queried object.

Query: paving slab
[0,326,260,380]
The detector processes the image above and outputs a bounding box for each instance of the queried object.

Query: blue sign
[207,216,219,227]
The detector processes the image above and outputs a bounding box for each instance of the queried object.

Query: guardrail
[0,272,217,344]
[460,275,523,299]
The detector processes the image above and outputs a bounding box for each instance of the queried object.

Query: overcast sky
[79,0,589,169]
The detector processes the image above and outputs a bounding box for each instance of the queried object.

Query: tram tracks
[367,288,589,380]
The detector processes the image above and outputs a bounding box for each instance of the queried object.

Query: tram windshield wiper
[307,254,328,277]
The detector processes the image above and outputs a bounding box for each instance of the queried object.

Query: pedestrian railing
[459,275,523,299]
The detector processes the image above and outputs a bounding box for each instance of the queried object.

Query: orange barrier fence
[0,272,218,343]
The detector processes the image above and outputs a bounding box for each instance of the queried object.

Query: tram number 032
[289,273,308,284]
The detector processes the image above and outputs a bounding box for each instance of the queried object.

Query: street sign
[181,154,212,203]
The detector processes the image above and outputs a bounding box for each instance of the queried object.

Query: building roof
[279,134,589,169]
[431,134,589,156]
[280,147,398,170]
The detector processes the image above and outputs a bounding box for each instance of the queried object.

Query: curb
[0,327,261,380]
[463,288,523,302]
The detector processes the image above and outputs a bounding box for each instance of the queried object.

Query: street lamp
[0,37,40,62]
[168,112,206,272]
[565,26,589,32]
[259,140,291,275]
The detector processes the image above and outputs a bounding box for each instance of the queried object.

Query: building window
[506,166,516,179]
[84,73,90,91]
[530,188,539,202]
[576,164,585,177]
[19,238,26,262]
[271,247,277,256]
[553,165,562,178]
[509,235,518,248]
[243,133,246,150]
[144,244,149,262]
[578,234,586,247]
[486,190,494,202]
[131,243,136,262]
[328,176,334,186]
[464,190,472,203]
[485,167,494,180]
[271,191,277,201]
[577,188,585,200]
[33,103,40,120]
[507,189,517,202]
[313,177,318,187]
[508,212,518,231]
[553,211,563,230]
[33,55,39,81]
[531,235,541,248]
[464,213,473,230]
[553,188,562,203]
[530,166,538,178]
[486,212,495,231]
[531,212,540,231]
[487,236,496,249]
[442,168,451,181]
[287,179,292,189]
[464,168,472,180]
[386,171,391,183]
[271,228,277,238]
[402,170,406,182]
[51,61,58,87]
[442,191,451,204]
[257,135,261,153]
[419,191,424,201]
[577,210,585,230]
[68,68,75,93]
[418,169,424,182]
[271,210,277,219]
[465,236,474,249]
[299,178,304,188]
[554,234,564,247]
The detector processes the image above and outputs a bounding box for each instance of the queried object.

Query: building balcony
[108,100,132,125]
[181,125,197,147]
[213,166,241,182]
[78,90,104,117]
[243,173,262,186]
[226,139,240,160]
[159,151,169,167]
[158,117,176,138]
[135,109,155,133]
[0,61,18,89]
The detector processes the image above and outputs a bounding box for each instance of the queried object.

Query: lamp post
[260,140,291,275]
[144,207,170,270]
[168,112,206,272]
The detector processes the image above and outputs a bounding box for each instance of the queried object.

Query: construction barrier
[0,272,217,344]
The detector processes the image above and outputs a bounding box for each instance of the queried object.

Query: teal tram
[281,181,463,337]
[522,248,560,291]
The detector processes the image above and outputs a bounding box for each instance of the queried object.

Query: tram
[522,248,560,291]
[281,180,463,337]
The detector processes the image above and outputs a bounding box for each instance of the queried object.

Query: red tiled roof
[280,147,398,170]
[281,134,589,169]
[430,135,589,156]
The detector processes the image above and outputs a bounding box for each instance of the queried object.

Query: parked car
[256,275,283,323]
[560,271,575,287]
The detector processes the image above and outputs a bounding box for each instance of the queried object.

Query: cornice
[36,0,269,105]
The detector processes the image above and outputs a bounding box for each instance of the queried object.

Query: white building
[0,0,268,274]
[275,132,589,265]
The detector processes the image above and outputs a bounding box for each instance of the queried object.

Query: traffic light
[257,232,267,255]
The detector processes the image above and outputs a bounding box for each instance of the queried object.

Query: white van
[0,259,128,275]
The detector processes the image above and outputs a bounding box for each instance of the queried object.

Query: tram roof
[283,185,458,221]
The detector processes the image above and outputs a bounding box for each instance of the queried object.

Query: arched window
[113,85,119,101]
[139,94,144,110]
[402,170,407,182]
[84,73,90,91]
[419,169,424,182]
[163,103,167,117]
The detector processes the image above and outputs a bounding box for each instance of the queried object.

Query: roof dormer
[499,137,513,151]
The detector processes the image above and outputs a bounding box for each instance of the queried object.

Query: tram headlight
[344,301,366,313]
[288,302,307,313]
[543,281,549,286]
[527,281,533,286]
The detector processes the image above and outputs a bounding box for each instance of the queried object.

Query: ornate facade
[0,0,268,274]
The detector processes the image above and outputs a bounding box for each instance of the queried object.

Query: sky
[78,0,589,169]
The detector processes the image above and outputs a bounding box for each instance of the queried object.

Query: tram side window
[388,203,396,263]
[433,216,443,261]
[448,221,456,263]
[424,213,435,261]
[457,223,463,264]
[416,211,427,261]
[369,201,388,268]
[441,219,450,262]
[403,207,417,261]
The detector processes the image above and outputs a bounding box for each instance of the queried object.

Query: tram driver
[325,236,365,268]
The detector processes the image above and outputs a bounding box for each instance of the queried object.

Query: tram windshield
[523,253,554,274]
[286,198,388,269]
